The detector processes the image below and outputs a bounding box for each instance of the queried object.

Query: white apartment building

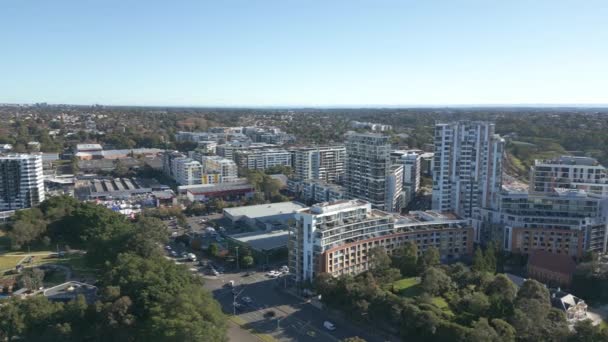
[172,158,202,186]
[432,121,504,218]
[196,141,218,155]
[289,199,473,282]
[291,145,346,183]
[0,154,45,211]
[475,189,608,257]
[234,148,292,170]
[530,156,608,196]
[391,150,422,201]
[200,156,238,183]
[287,179,347,204]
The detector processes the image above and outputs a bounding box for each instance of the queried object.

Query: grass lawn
[0,255,25,271]
[393,277,423,298]
[393,277,454,316]
[431,297,454,316]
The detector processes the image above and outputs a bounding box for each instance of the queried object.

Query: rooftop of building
[43,281,98,303]
[550,289,586,312]
[224,201,306,220]
[227,230,290,251]
[88,177,165,194]
[183,182,255,194]
[301,199,372,215]
[76,143,103,151]
[0,153,42,160]
[393,211,469,230]
[535,155,602,167]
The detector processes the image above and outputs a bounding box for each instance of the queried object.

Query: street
[202,270,392,342]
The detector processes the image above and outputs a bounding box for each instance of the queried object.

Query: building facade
[345,132,396,211]
[432,121,504,218]
[0,154,45,211]
[234,149,292,171]
[291,145,346,183]
[530,156,608,196]
[289,200,473,282]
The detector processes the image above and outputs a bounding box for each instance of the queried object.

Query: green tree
[421,267,452,296]
[18,268,45,290]
[417,246,440,272]
[368,246,392,273]
[0,299,25,342]
[393,241,418,276]
[472,247,487,273]
[241,255,254,268]
[490,318,516,342]
[341,337,367,342]
[568,319,608,342]
[469,318,500,342]
[485,242,497,274]
[208,243,219,257]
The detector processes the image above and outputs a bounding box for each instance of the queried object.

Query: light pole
[235,246,240,271]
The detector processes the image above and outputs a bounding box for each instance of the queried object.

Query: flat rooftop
[308,199,370,214]
[536,155,602,167]
[224,201,306,220]
[228,230,290,251]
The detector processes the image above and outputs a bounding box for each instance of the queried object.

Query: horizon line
[2,101,608,109]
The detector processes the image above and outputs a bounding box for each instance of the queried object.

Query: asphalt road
[203,270,391,342]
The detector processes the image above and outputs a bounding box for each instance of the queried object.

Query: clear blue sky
[1,0,607,106]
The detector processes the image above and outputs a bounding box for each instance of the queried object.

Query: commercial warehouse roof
[224,201,306,221]
[228,230,290,251]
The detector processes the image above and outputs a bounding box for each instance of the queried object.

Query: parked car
[241,296,253,304]
[323,321,336,331]
[264,310,276,318]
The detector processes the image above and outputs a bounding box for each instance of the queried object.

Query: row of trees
[0,196,227,341]
[315,244,607,342]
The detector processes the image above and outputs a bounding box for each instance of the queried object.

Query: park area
[392,277,453,316]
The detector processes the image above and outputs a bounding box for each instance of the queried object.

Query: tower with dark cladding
[345,132,395,211]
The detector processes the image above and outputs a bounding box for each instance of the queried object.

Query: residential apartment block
[289,199,473,282]
[530,156,608,196]
[287,179,347,204]
[345,132,403,212]
[234,148,292,171]
[0,154,45,211]
[432,121,504,218]
[291,145,346,183]
[391,150,422,202]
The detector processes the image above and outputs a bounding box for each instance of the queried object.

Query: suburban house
[550,289,588,322]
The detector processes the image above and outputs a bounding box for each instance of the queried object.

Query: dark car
[264,310,276,319]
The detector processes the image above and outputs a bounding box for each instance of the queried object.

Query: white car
[266,271,280,278]
[323,321,336,331]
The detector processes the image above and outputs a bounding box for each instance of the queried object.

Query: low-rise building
[180,181,256,202]
[75,143,103,160]
[43,281,98,304]
[527,250,577,287]
[550,289,588,323]
[223,201,306,230]
[287,179,347,205]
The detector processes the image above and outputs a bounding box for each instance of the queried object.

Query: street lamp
[235,246,240,271]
